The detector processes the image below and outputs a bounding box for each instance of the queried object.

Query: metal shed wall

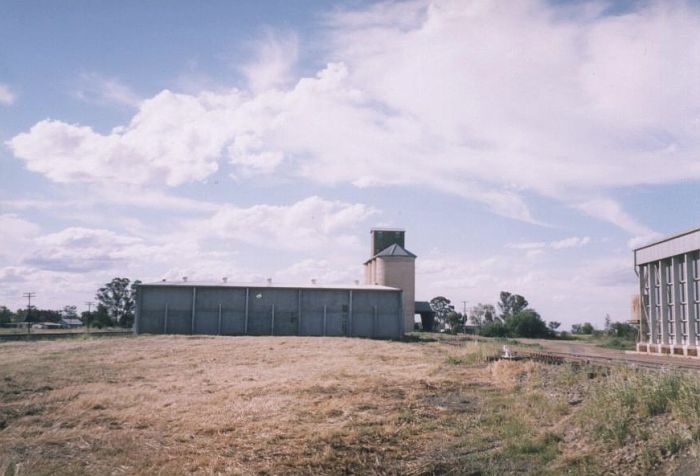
[135,285,404,339]
[636,228,700,265]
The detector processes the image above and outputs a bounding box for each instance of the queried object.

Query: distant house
[34,322,62,329]
[59,318,83,329]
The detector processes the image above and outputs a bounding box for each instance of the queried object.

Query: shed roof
[634,225,700,265]
[139,281,400,292]
[414,301,434,314]
[60,318,83,325]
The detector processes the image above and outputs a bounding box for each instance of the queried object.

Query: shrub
[478,320,509,337]
[505,309,551,338]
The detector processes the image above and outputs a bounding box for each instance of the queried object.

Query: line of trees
[0,277,141,329]
[428,293,638,341]
[430,291,554,338]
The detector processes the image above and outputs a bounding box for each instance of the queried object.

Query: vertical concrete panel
[140,287,193,334]
[246,288,298,335]
[195,288,246,335]
[247,288,273,335]
[350,291,376,337]
[660,260,671,345]
[140,287,168,334]
[649,263,658,344]
[300,290,346,336]
[688,253,698,345]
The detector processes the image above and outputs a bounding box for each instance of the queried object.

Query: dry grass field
[2,335,700,475]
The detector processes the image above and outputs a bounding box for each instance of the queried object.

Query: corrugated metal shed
[135,281,405,339]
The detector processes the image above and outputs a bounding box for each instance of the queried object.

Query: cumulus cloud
[7,90,241,186]
[274,258,359,285]
[24,227,143,272]
[0,83,15,105]
[7,0,700,230]
[204,196,377,251]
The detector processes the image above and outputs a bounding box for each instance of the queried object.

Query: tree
[430,296,454,328]
[478,320,509,337]
[505,309,551,338]
[468,303,497,326]
[497,291,528,318]
[609,321,638,340]
[572,322,595,335]
[62,305,78,319]
[446,311,465,334]
[0,306,13,325]
[86,304,114,328]
[15,308,61,323]
[547,321,561,331]
[96,277,141,327]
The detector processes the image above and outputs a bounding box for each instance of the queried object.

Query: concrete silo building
[134,228,419,339]
[635,226,700,357]
[364,228,416,333]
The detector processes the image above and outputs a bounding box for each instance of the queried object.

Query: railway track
[514,348,700,372]
[0,330,132,342]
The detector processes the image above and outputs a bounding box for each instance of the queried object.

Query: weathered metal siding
[136,285,404,339]
[636,229,700,265]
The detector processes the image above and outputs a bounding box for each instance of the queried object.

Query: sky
[1,0,700,329]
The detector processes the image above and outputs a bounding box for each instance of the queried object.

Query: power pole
[462,300,468,315]
[22,292,36,334]
[85,301,94,333]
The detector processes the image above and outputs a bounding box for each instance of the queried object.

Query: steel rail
[514,348,700,372]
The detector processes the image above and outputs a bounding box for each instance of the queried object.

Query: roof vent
[222,277,228,283]
[311,279,317,285]
[161,279,167,282]
[354,280,360,285]
[266,278,272,286]
[182,276,188,282]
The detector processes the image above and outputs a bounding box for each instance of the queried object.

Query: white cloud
[25,227,143,272]
[416,251,636,328]
[0,83,16,105]
[508,236,591,251]
[0,214,40,260]
[7,0,700,230]
[274,258,359,285]
[550,236,591,250]
[204,196,377,251]
[240,29,299,93]
[74,73,142,107]
[576,198,662,246]
[7,89,241,186]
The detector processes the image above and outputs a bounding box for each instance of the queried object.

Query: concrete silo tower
[364,228,416,333]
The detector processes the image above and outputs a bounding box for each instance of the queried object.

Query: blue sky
[1,0,699,329]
